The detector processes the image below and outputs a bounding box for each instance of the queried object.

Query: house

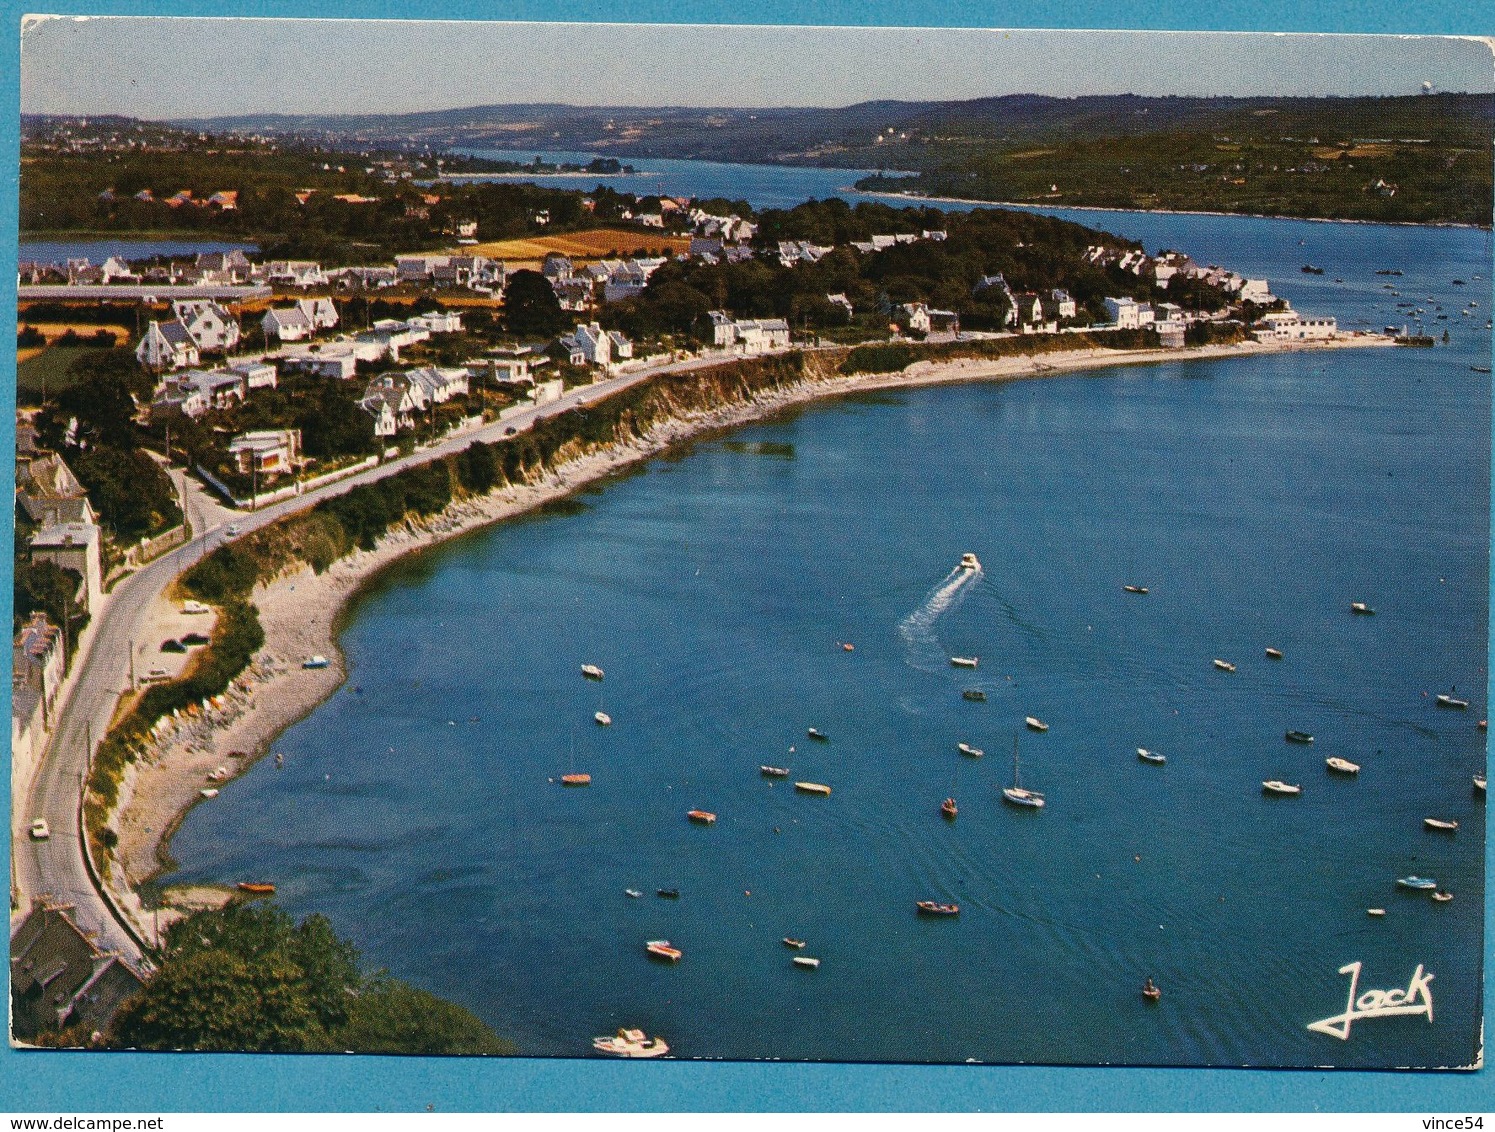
[150,383,210,419]
[826,293,855,317]
[1251,309,1337,342]
[1238,279,1273,304]
[407,310,463,334]
[262,306,314,343]
[13,612,65,729]
[396,255,449,284]
[171,300,241,353]
[560,323,612,367]
[360,373,426,435]
[99,256,137,284]
[1154,320,1188,348]
[30,521,103,614]
[607,331,633,361]
[228,429,302,477]
[15,454,96,529]
[286,348,359,380]
[1049,289,1077,320]
[257,260,327,288]
[135,320,200,371]
[9,902,146,1042]
[1103,297,1155,329]
[195,250,252,282]
[541,254,575,283]
[897,303,932,334]
[206,190,239,210]
[153,369,247,417]
[228,360,278,391]
[405,366,470,404]
[704,310,737,348]
[732,318,791,354]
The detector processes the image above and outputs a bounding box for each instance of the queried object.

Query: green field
[17,347,98,407]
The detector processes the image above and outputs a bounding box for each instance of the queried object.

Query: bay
[167,209,1489,1068]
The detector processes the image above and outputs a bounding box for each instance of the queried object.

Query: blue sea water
[167,205,1489,1068]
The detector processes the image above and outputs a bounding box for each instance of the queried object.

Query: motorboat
[1261,780,1301,796]
[686,810,717,825]
[842,642,855,651]
[645,940,683,963]
[1396,876,1438,890]
[200,788,220,799]
[941,797,958,819]
[1025,716,1049,732]
[916,901,960,916]
[1003,738,1045,808]
[807,727,829,741]
[1123,585,1149,594]
[957,742,984,758]
[656,889,680,899]
[950,656,980,668]
[594,711,612,726]
[760,765,791,777]
[1474,774,1486,792]
[1265,647,1284,659]
[624,889,643,898]
[962,689,987,702]
[795,781,832,796]
[792,956,821,969]
[1423,817,1459,832]
[1142,978,1162,1003]
[236,882,276,894]
[960,553,981,571]
[560,774,591,786]
[1350,602,1375,615]
[593,1028,670,1058]
[1432,890,1454,903]
[1436,694,1469,709]
[581,664,605,680]
[782,938,807,949]
[1285,731,1314,744]
[1367,908,1386,917]
[303,655,331,669]
[1137,748,1166,765]
[1213,659,1236,672]
[1325,757,1360,774]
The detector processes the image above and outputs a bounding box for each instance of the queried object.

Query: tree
[331,976,514,1056]
[502,269,567,338]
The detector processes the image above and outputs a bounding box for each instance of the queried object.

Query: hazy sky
[20,16,1494,119]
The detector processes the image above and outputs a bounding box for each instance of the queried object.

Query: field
[16,321,132,374]
[452,227,691,265]
[16,346,100,406]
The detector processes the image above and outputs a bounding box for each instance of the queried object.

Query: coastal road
[10,351,717,960]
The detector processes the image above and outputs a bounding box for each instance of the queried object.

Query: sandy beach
[107,334,1393,926]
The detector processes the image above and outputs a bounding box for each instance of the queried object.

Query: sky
[19,17,1495,119]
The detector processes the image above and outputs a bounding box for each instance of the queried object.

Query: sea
[163,164,1490,1069]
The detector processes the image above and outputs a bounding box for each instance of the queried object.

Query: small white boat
[1265,647,1284,659]
[200,787,219,798]
[1432,890,1454,903]
[960,553,981,571]
[303,655,331,669]
[1350,602,1375,615]
[1325,757,1361,774]
[1436,694,1469,709]
[1024,716,1048,732]
[793,956,821,969]
[594,711,612,726]
[581,664,605,680]
[593,1027,669,1058]
[1213,659,1236,672]
[957,742,984,758]
[760,765,790,777]
[1003,738,1045,808]
[645,940,683,963]
[807,727,829,741]
[1423,817,1459,832]
[795,781,832,796]
[1122,584,1149,595]
[1137,748,1165,765]
[1367,908,1386,917]
[624,889,643,898]
[1397,876,1438,890]
[950,656,980,669]
[1262,780,1301,796]
[1474,774,1486,792]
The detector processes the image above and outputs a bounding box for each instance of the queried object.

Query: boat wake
[897,566,983,672]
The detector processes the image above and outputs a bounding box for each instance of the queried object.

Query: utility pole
[127,640,134,691]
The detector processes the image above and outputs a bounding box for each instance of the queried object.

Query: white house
[136,320,200,371]
[170,300,241,354]
[360,374,425,435]
[30,521,103,614]
[228,360,278,390]
[733,318,791,354]
[229,429,302,476]
[1238,279,1274,304]
[607,331,633,361]
[1103,297,1156,329]
[560,323,612,367]
[408,311,463,334]
[262,306,314,343]
[898,303,932,334]
[1049,289,1078,320]
[406,366,470,404]
[705,310,737,348]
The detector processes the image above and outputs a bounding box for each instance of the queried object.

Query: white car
[225,525,243,537]
[29,819,50,840]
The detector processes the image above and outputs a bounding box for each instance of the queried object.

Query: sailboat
[1002,736,1045,808]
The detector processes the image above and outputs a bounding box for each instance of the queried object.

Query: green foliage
[12,557,87,644]
[69,446,183,543]
[182,543,262,603]
[503,269,568,337]
[109,903,511,1055]
[841,343,920,374]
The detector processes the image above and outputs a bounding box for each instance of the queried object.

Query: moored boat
[1423,817,1458,832]
[1122,584,1149,594]
[792,956,821,969]
[581,664,605,680]
[656,888,680,899]
[1265,647,1284,659]
[645,940,683,962]
[782,937,807,949]
[594,711,612,726]
[1137,748,1165,765]
[1474,774,1487,792]
[1350,602,1375,615]
[957,742,984,758]
[960,553,981,571]
[1213,659,1236,672]
[962,689,987,702]
[916,901,960,916]
[1003,738,1045,808]
[1396,876,1438,890]
[560,773,592,786]
[1285,730,1314,744]
[1432,890,1455,902]
[795,781,832,796]
[1366,908,1386,917]
[760,765,790,777]
[1262,780,1301,796]
[686,809,717,825]
[302,655,331,669]
[1024,716,1049,732]
[236,882,276,894]
[592,1028,669,1058]
[807,727,829,741]
[1325,757,1360,774]
[1142,978,1162,1002]
[941,797,958,819]
[1436,693,1469,709]
[950,656,979,668]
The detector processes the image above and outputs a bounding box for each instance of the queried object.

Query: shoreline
[847,187,1492,231]
[109,334,1394,925]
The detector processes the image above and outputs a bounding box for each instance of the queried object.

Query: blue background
[2,0,1492,1112]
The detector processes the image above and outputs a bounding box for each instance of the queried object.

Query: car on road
[504,426,517,436]
[29,819,50,840]
[226,525,242,537]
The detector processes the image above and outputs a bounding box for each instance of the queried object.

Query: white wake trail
[897,565,983,672]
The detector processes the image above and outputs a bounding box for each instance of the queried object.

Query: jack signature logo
[1307,961,1434,1040]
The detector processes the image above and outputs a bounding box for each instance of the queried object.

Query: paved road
[10,355,700,960]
